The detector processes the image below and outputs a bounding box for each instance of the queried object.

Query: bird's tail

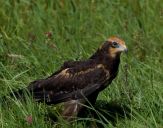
[1,88,30,102]
[1,79,46,103]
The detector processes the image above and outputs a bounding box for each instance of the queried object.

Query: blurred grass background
[0,0,163,127]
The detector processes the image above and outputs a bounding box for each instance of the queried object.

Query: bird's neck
[102,54,120,75]
[90,49,120,73]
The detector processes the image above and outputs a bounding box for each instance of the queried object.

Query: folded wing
[28,62,110,104]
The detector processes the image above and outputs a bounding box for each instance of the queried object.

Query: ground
[0,0,163,128]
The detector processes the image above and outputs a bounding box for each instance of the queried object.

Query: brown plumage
[8,36,127,120]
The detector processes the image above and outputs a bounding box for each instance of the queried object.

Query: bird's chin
[110,52,121,58]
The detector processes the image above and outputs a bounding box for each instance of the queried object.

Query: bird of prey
[7,36,127,120]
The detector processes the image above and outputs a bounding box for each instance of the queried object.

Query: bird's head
[100,36,128,58]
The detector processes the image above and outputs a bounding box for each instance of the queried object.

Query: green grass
[0,0,163,127]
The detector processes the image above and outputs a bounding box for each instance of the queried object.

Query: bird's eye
[112,41,118,48]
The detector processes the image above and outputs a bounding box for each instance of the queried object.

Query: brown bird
[8,36,127,120]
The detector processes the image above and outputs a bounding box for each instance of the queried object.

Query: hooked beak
[119,45,128,53]
[124,48,128,53]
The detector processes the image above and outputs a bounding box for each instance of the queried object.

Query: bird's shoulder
[53,59,108,78]
[50,59,98,77]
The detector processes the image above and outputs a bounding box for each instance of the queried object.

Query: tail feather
[9,89,24,98]
[6,88,30,99]
[0,80,46,101]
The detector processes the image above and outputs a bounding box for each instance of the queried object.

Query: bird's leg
[86,92,99,119]
[87,92,99,105]
[61,92,99,121]
[61,100,85,121]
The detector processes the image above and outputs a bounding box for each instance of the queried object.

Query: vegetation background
[0,0,163,127]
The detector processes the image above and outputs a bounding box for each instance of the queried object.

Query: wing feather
[45,83,102,105]
[28,61,110,104]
